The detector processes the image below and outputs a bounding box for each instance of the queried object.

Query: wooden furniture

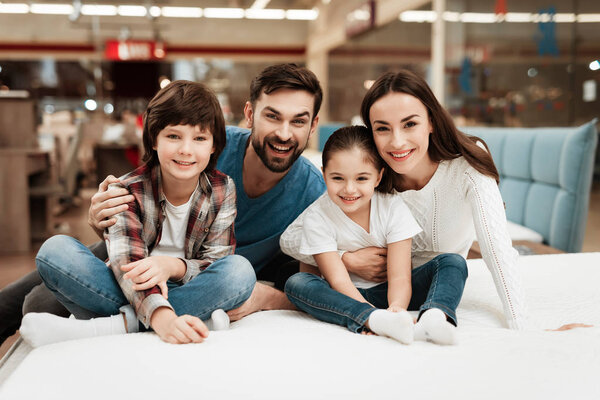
[467,240,565,259]
[0,97,37,148]
[0,148,52,253]
[94,143,139,185]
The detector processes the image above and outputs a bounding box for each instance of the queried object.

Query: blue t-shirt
[217,126,326,272]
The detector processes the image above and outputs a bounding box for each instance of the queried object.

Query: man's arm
[88,175,135,238]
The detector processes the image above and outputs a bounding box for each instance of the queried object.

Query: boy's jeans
[285,253,468,333]
[35,235,256,331]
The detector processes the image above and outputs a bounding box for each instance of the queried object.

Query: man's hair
[142,80,226,172]
[249,63,323,120]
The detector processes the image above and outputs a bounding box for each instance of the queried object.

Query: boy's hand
[122,256,185,298]
[387,303,408,313]
[150,307,209,344]
[342,247,388,282]
[88,175,135,238]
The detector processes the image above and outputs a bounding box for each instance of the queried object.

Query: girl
[20,80,256,346]
[280,126,468,345]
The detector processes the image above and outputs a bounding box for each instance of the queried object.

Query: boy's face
[244,88,319,173]
[154,124,214,187]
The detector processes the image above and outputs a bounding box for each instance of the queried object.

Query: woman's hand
[88,175,135,238]
[121,256,186,298]
[150,307,209,344]
[342,247,388,282]
[547,323,593,331]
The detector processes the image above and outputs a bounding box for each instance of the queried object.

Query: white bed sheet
[1,253,599,400]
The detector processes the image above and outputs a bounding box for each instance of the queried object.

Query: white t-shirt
[150,186,198,259]
[290,192,422,289]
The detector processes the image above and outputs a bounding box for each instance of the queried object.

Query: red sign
[104,40,166,61]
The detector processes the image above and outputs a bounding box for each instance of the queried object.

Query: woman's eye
[375,126,389,132]
[357,177,368,181]
[332,177,343,181]
[405,121,416,128]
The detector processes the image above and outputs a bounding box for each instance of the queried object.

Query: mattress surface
[1,253,599,399]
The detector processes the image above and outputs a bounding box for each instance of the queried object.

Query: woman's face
[369,92,432,178]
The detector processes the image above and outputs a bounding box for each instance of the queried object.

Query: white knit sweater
[280,156,527,330]
[399,157,526,330]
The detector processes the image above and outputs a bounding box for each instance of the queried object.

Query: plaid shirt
[104,163,236,327]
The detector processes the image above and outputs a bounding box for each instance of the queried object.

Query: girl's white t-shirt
[150,186,198,259]
[297,192,422,289]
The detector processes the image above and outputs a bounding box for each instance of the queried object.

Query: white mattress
[1,253,599,400]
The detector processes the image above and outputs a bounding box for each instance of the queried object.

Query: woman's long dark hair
[360,70,499,188]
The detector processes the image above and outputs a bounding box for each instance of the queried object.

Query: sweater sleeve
[462,169,530,330]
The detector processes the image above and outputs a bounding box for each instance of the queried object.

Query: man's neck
[242,140,289,199]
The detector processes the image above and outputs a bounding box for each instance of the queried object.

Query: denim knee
[437,253,468,279]
[35,235,79,279]
[284,272,317,296]
[217,255,256,294]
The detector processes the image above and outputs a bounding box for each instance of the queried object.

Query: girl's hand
[122,256,185,298]
[150,307,209,344]
[547,323,593,331]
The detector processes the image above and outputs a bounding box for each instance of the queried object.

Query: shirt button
[204,227,209,232]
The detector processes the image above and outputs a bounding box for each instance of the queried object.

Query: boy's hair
[249,63,323,121]
[142,80,226,172]
[321,125,393,194]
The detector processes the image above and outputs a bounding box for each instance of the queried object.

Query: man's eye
[293,120,306,125]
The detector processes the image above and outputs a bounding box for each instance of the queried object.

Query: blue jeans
[285,253,468,333]
[36,235,256,331]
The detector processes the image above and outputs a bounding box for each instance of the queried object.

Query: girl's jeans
[285,253,468,333]
[35,235,256,332]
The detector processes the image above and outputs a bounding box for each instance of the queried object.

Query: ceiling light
[0,3,29,14]
[460,12,497,23]
[81,5,117,16]
[84,99,97,111]
[578,14,600,23]
[400,10,435,23]
[589,60,600,71]
[149,6,161,18]
[504,13,532,22]
[286,9,318,20]
[245,9,285,19]
[161,7,202,18]
[203,8,244,19]
[250,0,271,9]
[117,6,147,17]
[30,4,73,15]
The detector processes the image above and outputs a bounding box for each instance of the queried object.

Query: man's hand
[89,175,135,238]
[122,256,185,298]
[342,247,388,282]
[150,307,208,344]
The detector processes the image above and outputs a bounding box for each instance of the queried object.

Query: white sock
[414,308,456,345]
[19,312,127,348]
[205,309,230,331]
[367,309,414,344]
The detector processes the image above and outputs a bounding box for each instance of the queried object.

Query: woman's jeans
[285,253,468,333]
[35,235,256,332]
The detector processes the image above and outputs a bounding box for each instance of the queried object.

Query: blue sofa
[462,119,598,253]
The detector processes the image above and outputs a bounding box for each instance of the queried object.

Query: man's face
[245,88,318,173]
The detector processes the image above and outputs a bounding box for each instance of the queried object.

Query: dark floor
[1,185,600,358]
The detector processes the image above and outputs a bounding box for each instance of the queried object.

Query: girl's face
[323,147,383,218]
[154,124,214,186]
[369,92,433,179]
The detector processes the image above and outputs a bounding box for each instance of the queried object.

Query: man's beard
[251,129,307,173]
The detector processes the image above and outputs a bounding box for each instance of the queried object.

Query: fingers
[123,262,149,280]
[183,315,209,338]
[98,175,120,192]
[159,281,169,299]
[96,218,117,229]
[121,260,140,272]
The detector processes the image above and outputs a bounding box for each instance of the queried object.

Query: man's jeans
[35,235,256,331]
[285,253,468,333]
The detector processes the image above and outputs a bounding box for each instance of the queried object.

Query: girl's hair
[360,70,499,185]
[321,125,392,194]
[142,80,226,172]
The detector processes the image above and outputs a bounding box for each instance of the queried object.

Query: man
[0,64,387,343]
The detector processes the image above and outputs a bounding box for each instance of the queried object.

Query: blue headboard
[461,119,598,253]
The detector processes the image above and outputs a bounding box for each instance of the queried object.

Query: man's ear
[243,102,254,129]
[308,115,319,140]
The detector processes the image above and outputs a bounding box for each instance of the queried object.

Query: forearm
[330,279,369,304]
